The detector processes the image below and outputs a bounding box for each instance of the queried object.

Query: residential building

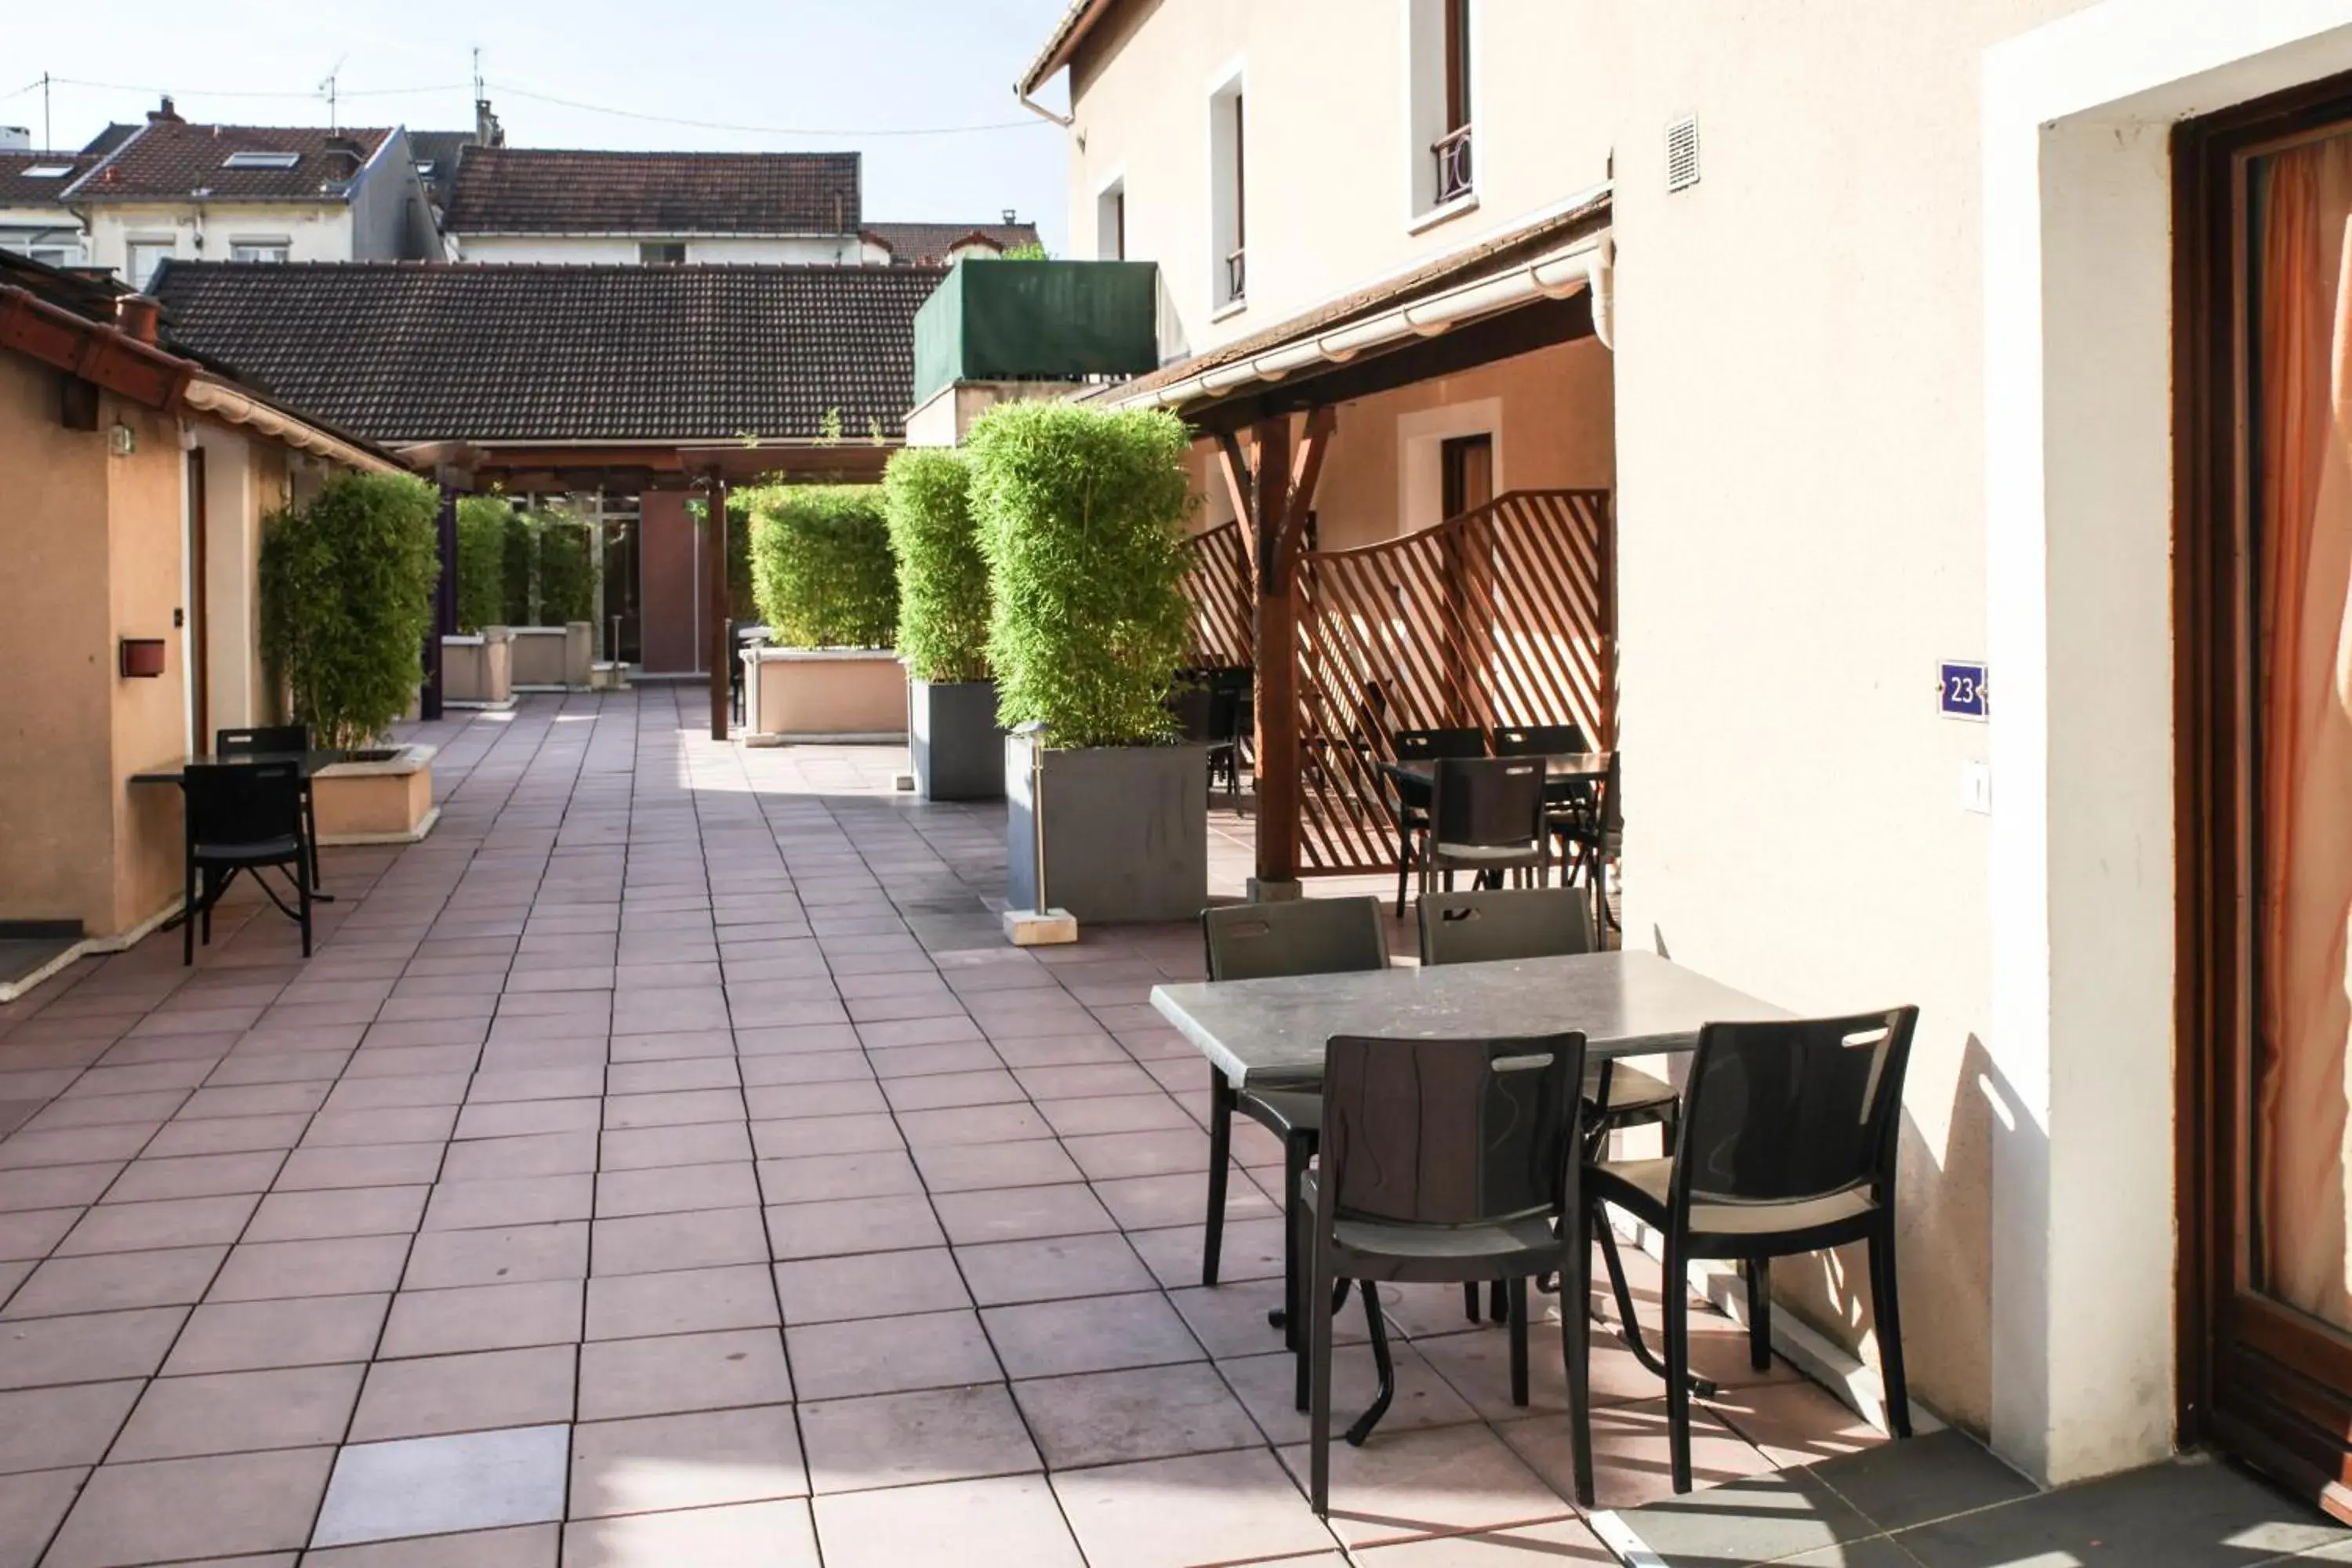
[0,252,400,955]
[1021,0,2352,1516]
[441,144,1040,267]
[151,259,940,676]
[0,147,96,268]
[56,100,439,287]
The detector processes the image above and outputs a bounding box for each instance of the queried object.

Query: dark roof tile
[445,147,860,235]
[68,122,392,203]
[865,220,1040,265]
[149,260,942,444]
[0,151,95,209]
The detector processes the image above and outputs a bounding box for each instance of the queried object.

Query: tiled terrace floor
[0,688,2320,1567]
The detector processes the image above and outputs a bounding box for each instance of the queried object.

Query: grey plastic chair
[1301,1031,1595,1514]
[1388,727,1487,916]
[1586,1005,1921,1494]
[182,760,312,964]
[1417,887,1680,1323]
[1424,757,1550,898]
[1200,898,1389,1348]
[217,724,324,897]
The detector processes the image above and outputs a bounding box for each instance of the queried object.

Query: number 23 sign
[1940,662,1988,721]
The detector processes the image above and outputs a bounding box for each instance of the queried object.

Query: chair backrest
[1598,751,1624,833]
[1431,757,1547,848]
[1169,685,1218,744]
[1672,1007,1921,1213]
[1394,726,1486,761]
[1418,887,1594,966]
[1321,1032,1588,1225]
[1494,724,1588,757]
[1202,897,1388,982]
[183,761,305,851]
[216,724,308,758]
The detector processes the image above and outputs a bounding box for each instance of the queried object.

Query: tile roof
[444,147,861,236]
[67,122,392,203]
[148,260,945,444]
[865,220,1041,266]
[0,151,94,210]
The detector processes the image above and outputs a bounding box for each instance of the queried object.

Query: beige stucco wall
[107,400,194,934]
[0,355,120,931]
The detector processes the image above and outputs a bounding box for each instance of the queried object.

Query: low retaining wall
[314,744,439,845]
[744,649,907,742]
[442,629,514,709]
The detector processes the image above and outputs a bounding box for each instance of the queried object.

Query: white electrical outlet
[1960,761,1992,815]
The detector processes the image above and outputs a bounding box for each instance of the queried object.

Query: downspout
[1014,85,1073,129]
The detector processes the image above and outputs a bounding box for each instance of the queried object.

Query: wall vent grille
[1666,115,1700,193]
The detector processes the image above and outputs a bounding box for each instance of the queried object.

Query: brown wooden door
[2179,75,2352,1519]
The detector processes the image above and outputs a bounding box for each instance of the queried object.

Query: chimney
[322,133,365,179]
[148,96,183,125]
[474,99,503,147]
[1002,208,1018,224]
[115,296,161,346]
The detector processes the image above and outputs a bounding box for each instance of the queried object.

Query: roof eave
[1018,0,1127,96]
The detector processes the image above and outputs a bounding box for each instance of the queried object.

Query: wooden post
[420,467,463,721]
[707,474,730,741]
[1250,417,1297,894]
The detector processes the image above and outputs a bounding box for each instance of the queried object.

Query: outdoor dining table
[1377,750,1610,806]
[130,749,347,911]
[1149,947,1785,1092]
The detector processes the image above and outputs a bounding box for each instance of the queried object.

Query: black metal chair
[1585,1006,1921,1494]
[1416,886,1683,1321]
[1388,728,1486,916]
[1200,898,1389,1351]
[1558,750,1623,935]
[1492,724,1588,757]
[218,725,321,895]
[1301,1031,1595,1514]
[1423,757,1550,898]
[182,760,313,964]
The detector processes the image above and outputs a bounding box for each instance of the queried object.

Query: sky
[0,0,1078,252]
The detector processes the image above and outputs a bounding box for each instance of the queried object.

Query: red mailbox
[118,637,167,678]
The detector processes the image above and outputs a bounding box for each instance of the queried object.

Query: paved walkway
[0,688,2321,1566]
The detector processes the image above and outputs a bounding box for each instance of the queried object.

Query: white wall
[453,234,863,264]
[84,202,356,284]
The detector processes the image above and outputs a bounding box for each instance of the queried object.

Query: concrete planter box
[1007,732,1208,924]
[313,743,440,846]
[441,628,514,709]
[744,648,908,743]
[510,622,593,689]
[910,679,1005,800]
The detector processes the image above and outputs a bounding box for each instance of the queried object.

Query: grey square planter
[1007,732,1209,924]
[909,679,1005,800]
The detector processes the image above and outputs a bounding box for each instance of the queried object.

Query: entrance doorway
[2180,74,2352,1513]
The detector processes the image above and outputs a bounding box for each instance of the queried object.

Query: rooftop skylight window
[222,151,300,170]
[20,165,71,178]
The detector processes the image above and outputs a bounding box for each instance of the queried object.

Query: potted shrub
[742,485,905,741]
[884,448,1002,799]
[967,401,1204,924]
[442,495,514,708]
[258,470,443,843]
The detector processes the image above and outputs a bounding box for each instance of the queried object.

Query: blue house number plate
[1940,661,1988,720]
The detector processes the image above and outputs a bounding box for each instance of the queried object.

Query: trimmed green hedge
[966,402,1192,747]
[455,496,510,633]
[884,448,989,683]
[747,485,898,648]
[494,509,595,627]
[260,471,441,750]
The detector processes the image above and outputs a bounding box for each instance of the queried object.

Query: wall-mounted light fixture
[108,422,136,456]
[118,637,166,678]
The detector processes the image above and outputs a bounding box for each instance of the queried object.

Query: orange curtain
[2257,132,2352,1330]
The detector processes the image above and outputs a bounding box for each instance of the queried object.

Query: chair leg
[1308,1236,1336,1515]
[1202,1069,1232,1288]
[1869,1223,1913,1438]
[182,855,196,966]
[1280,1134,1310,1352]
[1346,1280,1396,1446]
[1664,1232,1693,1494]
[1508,1277,1530,1406]
[1395,825,1412,918]
[296,861,312,960]
[1745,1258,1772,1371]
[1294,1186,1312,1412]
[1490,1279,1508,1322]
[1566,1201,1596,1506]
[1463,1283,1482,1323]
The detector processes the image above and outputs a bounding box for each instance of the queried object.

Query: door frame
[2173,65,2352,1516]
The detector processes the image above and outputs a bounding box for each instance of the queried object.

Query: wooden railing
[1179,518,1254,670]
[1290,488,1614,873]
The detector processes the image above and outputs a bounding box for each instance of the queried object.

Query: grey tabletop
[1381,753,1609,788]
[129,750,343,786]
[1149,949,1789,1089]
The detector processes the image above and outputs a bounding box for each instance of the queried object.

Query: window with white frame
[1208,76,1246,309]
[638,241,687,265]
[1407,0,1475,219]
[125,239,174,290]
[1097,179,1127,261]
[229,239,290,263]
